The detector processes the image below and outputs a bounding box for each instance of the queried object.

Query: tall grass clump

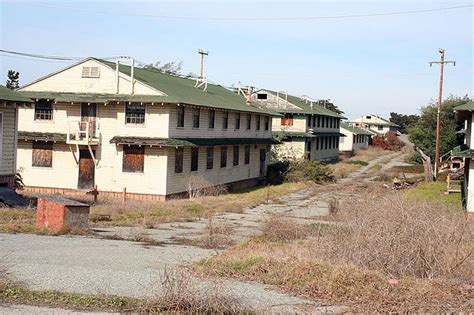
[322,194,473,280]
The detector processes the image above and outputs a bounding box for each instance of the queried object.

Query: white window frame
[82,66,100,78]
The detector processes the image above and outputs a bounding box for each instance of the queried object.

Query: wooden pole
[429,49,456,178]
[198,49,209,79]
[123,187,127,204]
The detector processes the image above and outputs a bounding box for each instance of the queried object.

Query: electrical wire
[0,49,129,62]
[27,3,473,21]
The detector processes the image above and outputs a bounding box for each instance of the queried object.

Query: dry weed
[324,194,473,280]
[150,267,244,313]
[260,214,307,242]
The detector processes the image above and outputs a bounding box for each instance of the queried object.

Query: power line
[28,3,473,21]
[0,49,128,62]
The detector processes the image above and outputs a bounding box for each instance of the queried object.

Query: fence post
[122,187,127,204]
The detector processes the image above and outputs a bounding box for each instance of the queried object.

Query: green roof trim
[273,131,316,140]
[312,132,346,137]
[18,131,67,142]
[340,123,373,135]
[97,59,280,116]
[110,136,279,147]
[262,90,346,119]
[0,85,33,103]
[454,101,474,111]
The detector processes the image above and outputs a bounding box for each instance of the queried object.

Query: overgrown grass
[386,164,425,174]
[89,181,309,227]
[1,182,309,233]
[0,264,248,313]
[332,147,392,178]
[197,194,473,312]
[404,181,462,210]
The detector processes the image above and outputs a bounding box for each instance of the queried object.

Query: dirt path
[0,152,403,314]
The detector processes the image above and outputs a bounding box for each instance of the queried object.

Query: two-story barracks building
[16,58,279,200]
[251,90,344,162]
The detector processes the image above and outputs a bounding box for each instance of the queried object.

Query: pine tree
[6,70,20,89]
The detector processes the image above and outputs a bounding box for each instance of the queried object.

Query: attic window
[366,115,372,119]
[82,66,100,78]
[257,93,267,100]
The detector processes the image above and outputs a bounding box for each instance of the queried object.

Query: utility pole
[429,48,455,178]
[198,49,209,79]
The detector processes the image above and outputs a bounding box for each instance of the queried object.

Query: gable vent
[82,66,100,78]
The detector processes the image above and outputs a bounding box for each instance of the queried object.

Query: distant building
[16,57,279,200]
[349,114,399,136]
[453,101,474,215]
[249,89,345,162]
[0,86,32,188]
[339,123,371,152]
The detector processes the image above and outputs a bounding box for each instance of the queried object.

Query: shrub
[266,161,289,185]
[373,131,405,151]
[285,159,334,184]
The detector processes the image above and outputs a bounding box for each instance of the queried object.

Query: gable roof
[340,123,373,135]
[454,101,474,111]
[257,89,345,119]
[0,85,32,103]
[351,114,399,127]
[97,59,280,116]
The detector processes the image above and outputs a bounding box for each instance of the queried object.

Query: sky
[0,0,472,119]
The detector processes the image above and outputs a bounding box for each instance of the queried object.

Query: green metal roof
[0,85,33,103]
[454,101,474,111]
[97,59,280,116]
[110,136,279,147]
[18,131,67,142]
[340,123,373,135]
[262,90,345,119]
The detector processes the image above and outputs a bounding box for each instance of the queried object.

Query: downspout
[116,60,120,94]
[130,58,135,95]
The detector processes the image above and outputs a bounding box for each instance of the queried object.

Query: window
[81,66,100,78]
[125,103,145,124]
[366,115,372,119]
[317,116,321,128]
[175,148,183,173]
[191,147,199,171]
[233,145,239,166]
[208,110,215,128]
[281,113,293,126]
[34,100,53,121]
[193,108,200,128]
[257,93,267,100]
[32,142,53,167]
[378,125,383,131]
[256,115,261,130]
[336,120,340,129]
[235,113,241,129]
[316,138,320,150]
[324,137,328,150]
[123,145,144,173]
[206,147,214,169]
[177,106,185,127]
[307,115,311,127]
[220,146,227,168]
[246,114,252,130]
[244,145,250,164]
[264,116,269,130]
[222,111,229,129]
